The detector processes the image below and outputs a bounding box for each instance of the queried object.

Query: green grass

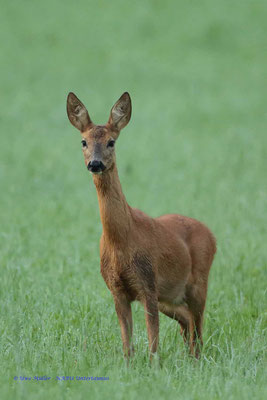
[0,0,267,399]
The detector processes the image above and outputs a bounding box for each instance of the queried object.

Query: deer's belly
[157,276,187,306]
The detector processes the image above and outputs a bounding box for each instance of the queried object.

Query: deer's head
[67,92,132,174]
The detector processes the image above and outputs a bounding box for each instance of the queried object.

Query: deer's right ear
[67,92,92,132]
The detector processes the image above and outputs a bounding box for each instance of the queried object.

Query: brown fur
[67,91,216,359]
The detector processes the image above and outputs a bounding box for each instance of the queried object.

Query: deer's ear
[67,92,92,132]
[108,92,132,131]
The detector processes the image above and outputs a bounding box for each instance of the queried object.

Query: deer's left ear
[108,92,132,132]
[67,92,92,132]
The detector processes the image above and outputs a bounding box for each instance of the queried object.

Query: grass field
[0,0,267,399]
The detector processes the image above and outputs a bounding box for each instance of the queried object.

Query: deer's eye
[107,140,115,148]
[81,140,87,148]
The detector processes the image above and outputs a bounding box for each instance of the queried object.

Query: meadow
[0,0,266,399]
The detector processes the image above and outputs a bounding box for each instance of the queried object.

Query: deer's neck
[93,164,132,245]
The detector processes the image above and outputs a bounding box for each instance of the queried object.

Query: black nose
[87,160,106,173]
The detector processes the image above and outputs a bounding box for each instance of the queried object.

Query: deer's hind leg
[159,303,195,356]
[187,231,216,357]
[186,280,208,358]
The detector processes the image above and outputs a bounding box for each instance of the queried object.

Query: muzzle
[87,160,106,173]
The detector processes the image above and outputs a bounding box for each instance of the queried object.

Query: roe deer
[66,91,216,359]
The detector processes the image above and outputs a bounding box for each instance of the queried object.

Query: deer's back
[131,209,216,262]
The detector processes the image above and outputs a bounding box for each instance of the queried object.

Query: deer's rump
[154,213,216,306]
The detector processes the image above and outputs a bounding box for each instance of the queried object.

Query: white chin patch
[91,171,103,175]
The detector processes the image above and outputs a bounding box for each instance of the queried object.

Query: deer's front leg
[143,295,159,357]
[113,293,133,358]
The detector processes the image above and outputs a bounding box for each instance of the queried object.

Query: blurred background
[0,0,266,398]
